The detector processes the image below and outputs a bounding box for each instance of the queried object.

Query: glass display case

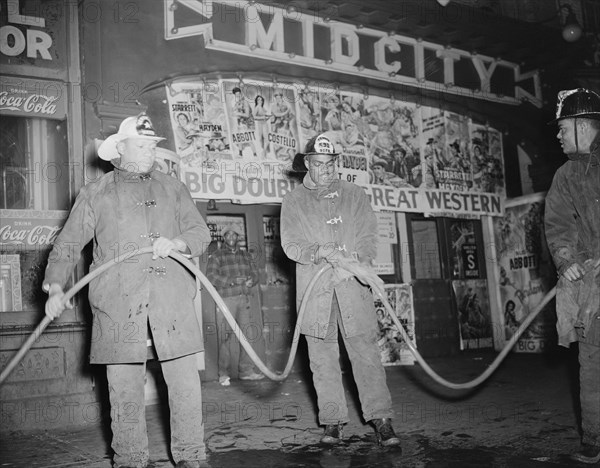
[0,115,71,314]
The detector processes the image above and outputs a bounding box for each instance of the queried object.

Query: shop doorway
[407,215,488,357]
[196,202,297,381]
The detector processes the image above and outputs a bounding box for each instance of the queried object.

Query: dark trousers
[305,294,393,425]
[106,354,205,467]
[579,341,600,447]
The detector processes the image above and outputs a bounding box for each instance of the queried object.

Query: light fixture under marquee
[559,4,583,42]
[436,0,583,43]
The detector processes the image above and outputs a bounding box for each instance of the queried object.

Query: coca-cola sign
[0,210,68,250]
[0,77,66,120]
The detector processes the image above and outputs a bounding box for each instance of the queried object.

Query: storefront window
[0,115,70,313]
[1,115,70,210]
[410,219,442,279]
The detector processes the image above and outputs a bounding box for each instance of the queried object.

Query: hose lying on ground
[2,247,594,389]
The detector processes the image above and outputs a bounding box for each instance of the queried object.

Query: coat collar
[303,173,341,198]
[112,161,159,181]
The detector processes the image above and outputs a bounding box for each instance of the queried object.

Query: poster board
[165,77,506,218]
[492,193,557,352]
[374,284,416,366]
[373,212,397,275]
[453,279,493,350]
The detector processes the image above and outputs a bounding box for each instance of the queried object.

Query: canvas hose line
[1,247,597,388]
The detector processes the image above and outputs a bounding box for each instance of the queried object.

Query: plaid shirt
[206,247,259,297]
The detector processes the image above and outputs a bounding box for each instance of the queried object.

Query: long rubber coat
[43,166,211,363]
[281,177,378,339]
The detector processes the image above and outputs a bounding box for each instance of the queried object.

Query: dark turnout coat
[281,176,378,339]
[544,135,600,346]
[44,165,211,363]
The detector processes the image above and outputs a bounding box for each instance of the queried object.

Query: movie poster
[362,96,421,189]
[295,86,322,144]
[167,80,231,167]
[335,93,369,185]
[220,80,300,162]
[493,193,557,352]
[265,85,300,162]
[375,284,416,365]
[419,107,445,189]
[438,112,472,192]
[453,279,493,350]
[470,123,506,196]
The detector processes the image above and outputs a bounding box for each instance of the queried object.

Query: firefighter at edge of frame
[544,87,600,465]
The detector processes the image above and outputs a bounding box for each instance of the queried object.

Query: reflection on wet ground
[207,434,581,468]
[1,351,589,468]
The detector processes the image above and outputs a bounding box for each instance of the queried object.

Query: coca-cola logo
[0,224,62,246]
[0,92,58,115]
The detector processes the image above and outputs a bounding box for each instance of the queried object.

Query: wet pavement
[0,348,594,467]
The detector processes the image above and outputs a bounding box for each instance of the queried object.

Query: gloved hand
[152,237,187,259]
[316,244,346,265]
[45,284,73,320]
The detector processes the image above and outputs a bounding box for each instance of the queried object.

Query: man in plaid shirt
[206,227,264,385]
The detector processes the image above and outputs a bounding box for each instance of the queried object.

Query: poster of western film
[470,123,506,197]
[453,279,493,350]
[375,284,416,366]
[222,80,299,162]
[333,93,369,185]
[438,112,473,191]
[493,193,557,353]
[167,80,231,167]
[295,86,323,144]
[419,107,445,189]
[364,96,421,189]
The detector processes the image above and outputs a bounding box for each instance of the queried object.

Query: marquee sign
[164,0,542,107]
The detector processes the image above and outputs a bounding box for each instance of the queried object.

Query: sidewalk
[0,348,590,467]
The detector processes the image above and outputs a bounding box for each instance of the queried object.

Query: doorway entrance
[196,202,296,381]
[406,214,488,357]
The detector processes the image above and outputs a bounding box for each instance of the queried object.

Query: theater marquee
[164,0,542,107]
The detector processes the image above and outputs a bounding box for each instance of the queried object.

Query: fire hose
[0,247,594,388]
